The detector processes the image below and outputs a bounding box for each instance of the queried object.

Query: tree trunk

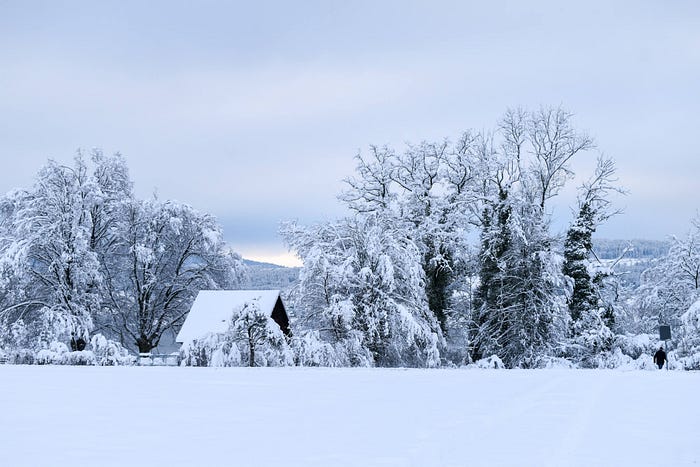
[248,328,255,367]
[136,336,153,354]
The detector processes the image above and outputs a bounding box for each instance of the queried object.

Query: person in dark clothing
[653,346,667,369]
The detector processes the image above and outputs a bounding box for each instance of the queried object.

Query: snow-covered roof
[175,290,282,344]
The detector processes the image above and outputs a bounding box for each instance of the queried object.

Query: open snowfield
[0,366,698,467]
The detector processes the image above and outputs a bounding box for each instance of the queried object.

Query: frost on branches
[561,156,623,367]
[283,215,441,368]
[101,198,244,353]
[644,217,700,369]
[283,107,648,368]
[0,150,246,363]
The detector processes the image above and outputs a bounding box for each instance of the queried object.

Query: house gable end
[271,296,291,336]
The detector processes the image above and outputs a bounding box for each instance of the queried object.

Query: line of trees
[282,107,700,369]
[2,108,699,369]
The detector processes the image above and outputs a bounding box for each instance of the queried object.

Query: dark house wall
[271,297,291,336]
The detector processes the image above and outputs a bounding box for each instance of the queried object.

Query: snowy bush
[1,319,32,351]
[562,310,615,368]
[90,334,135,366]
[613,333,656,360]
[291,331,342,367]
[61,351,97,366]
[180,332,241,367]
[0,329,135,366]
[289,330,377,367]
[5,349,35,365]
[35,341,70,365]
[673,300,700,369]
[676,352,700,371]
[535,356,577,369]
[334,332,374,367]
[468,355,505,369]
[582,348,658,370]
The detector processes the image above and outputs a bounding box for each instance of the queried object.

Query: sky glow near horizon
[1,1,698,266]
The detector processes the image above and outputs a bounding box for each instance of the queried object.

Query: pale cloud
[0,58,434,131]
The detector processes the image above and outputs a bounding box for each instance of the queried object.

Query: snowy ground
[0,366,698,467]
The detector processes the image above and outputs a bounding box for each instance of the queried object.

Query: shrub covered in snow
[90,334,135,366]
[536,356,577,369]
[676,353,700,370]
[35,342,70,365]
[674,300,700,370]
[180,332,242,367]
[290,331,342,367]
[5,349,35,365]
[575,348,659,370]
[612,333,657,360]
[0,327,134,366]
[289,330,375,367]
[61,351,97,366]
[468,355,505,369]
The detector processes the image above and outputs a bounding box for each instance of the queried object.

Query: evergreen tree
[471,107,593,367]
[561,156,623,365]
[472,187,512,361]
[563,201,597,324]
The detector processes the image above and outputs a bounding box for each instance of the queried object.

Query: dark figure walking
[653,346,667,369]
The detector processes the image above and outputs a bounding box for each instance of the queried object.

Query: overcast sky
[1,1,698,266]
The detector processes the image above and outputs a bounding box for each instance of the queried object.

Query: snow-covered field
[1,366,698,467]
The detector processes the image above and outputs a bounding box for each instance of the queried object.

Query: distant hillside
[240,240,669,291]
[243,259,300,291]
[591,239,669,288]
[593,239,669,260]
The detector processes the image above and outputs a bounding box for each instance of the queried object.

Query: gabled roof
[175,290,282,344]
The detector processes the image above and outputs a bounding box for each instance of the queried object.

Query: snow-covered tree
[340,139,479,335]
[0,156,103,343]
[677,299,700,369]
[228,298,292,367]
[0,151,246,359]
[283,215,441,367]
[562,156,623,365]
[635,216,700,331]
[286,106,618,368]
[474,195,569,367]
[471,107,595,367]
[102,198,245,353]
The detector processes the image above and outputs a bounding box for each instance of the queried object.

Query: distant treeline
[244,260,300,290]
[593,239,670,260]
